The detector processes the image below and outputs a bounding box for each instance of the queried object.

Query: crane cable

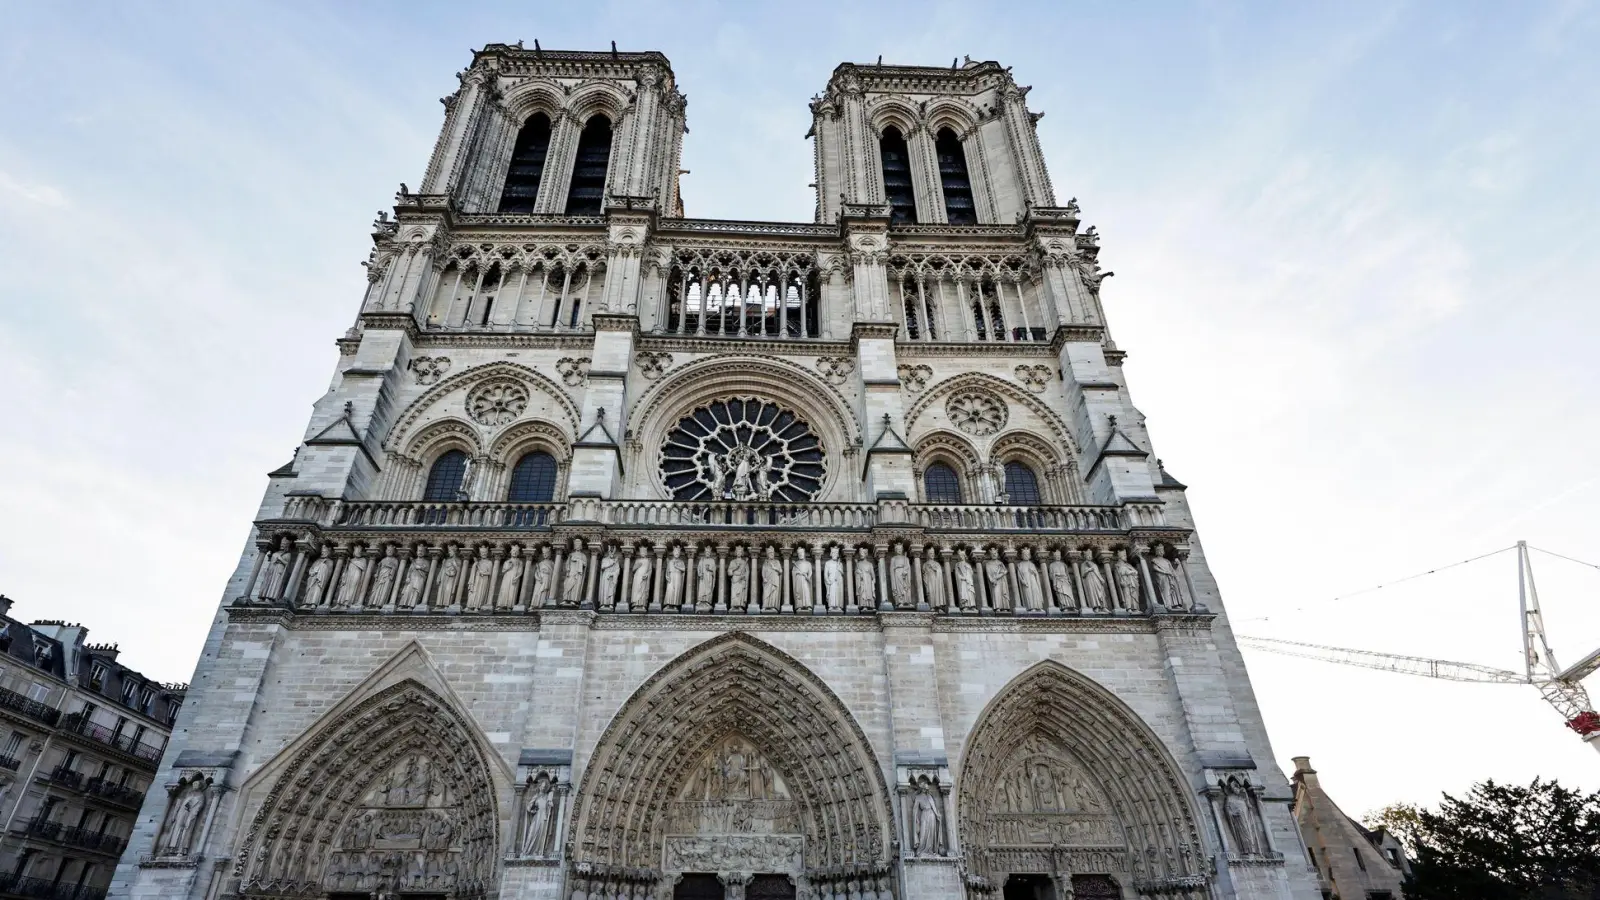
[1239,544,1516,623]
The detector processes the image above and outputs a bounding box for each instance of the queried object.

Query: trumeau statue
[629,551,653,610]
[921,548,944,610]
[665,546,687,609]
[496,545,523,609]
[1016,547,1045,612]
[1048,550,1075,611]
[337,546,369,608]
[954,549,976,611]
[561,540,588,606]
[399,554,429,609]
[791,547,814,611]
[984,551,1010,611]
[854,547,876,607]
[1113,549,1141,612]
[369,545,399,607]
[695,548,716,611]
[1150,544,1187,610]
[761,547,783,611]
[888,544,912,608]
[1079,554,1109,612]
[823,546,844,610]
[531,547,553,607]
[597,546,620,608]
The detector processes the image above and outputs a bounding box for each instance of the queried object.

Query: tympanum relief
[321,753,467,896]
[981,736,1120,849]
[663,734,804,876]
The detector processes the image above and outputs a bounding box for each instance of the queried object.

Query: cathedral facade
[111,47,1320,900]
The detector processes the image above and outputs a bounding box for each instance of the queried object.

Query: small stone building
[1290,758,1408,900]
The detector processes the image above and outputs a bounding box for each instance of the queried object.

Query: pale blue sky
[2,1,1598,816]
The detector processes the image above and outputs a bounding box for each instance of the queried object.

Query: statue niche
[663,734,804,876]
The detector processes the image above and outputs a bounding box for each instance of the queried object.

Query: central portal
[662,734,805,879]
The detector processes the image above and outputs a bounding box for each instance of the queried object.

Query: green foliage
[1364,802,1424,855]
[1401,779,1600,900]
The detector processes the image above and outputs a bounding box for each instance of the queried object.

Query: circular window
[660,397,825,502]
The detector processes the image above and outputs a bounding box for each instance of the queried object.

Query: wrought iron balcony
[0,873,107,900]
[58,825,126,856]
[45,766,82,789]
[83,776,144,809]
[58,714,163,765]
[0,686,60,726]
[0,754,20,772]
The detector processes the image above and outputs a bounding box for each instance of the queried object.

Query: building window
[88,665,106,692]
[1368,893,1394,900]
[935,128,976,224]
[423,450,470,502]
[879,126,917,224]
[26,683,49,703]
[3,731,22,757]
[1003,462,1042,506]
[923,463,963,504]
[121,681,138,707]
[140,688,154,714]
[565,114,613,215]
[508,452,558,503]
[498,112,552,213]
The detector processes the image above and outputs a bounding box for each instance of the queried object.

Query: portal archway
[957,662,1210,899]
[568,633,896,896]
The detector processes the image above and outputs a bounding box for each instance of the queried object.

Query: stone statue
[496,545,523,609]
[761,547,783,611]
[531,547,553,606]
[664,546,687,609]
[1048,549,1075,611]
[399,554,429,608]
[368,545,399,607]
[630,551,653,610]
[1223,779,1265,855]
[913,779,944,856]
[792,547,814,610]
[984,550,1010,611]
[1150,545,1187,610]
[694,548,716,611]
[521,776,557,857]
[433,545,461,608]
[727,546,750,609]
[888,544,912,608]
[257,536,293,602]
[302,547,334,607]
[854,547,876,607]
[823,546,844,610]
[954,549,976,611]
[337,546,369,608]
[597,546,620,608]
[1079,553,1109,611]
[466,546,494,610]
[561,540,588,607]
[921,549,945,610]
[156,780,207,857]
[1016,547,1045,611]
[1114,549,1142,611]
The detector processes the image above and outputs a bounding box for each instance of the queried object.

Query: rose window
[660,397,825,502]
[947,390,1008,436]
[466,380,529,426]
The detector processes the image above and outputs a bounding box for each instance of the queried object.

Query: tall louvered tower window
[935,128,976,224]
[879,126,917,224]
[565,114,613,215]
[497,113,551,213]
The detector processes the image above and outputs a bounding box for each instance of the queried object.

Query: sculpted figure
[399,554,429,608]
[727,546,750,610]
[257,536,293,602]
[1114,548,1142,611]
[156,781,207,856]
[1048,549,1076,611]
[597,546,620,608]
[953,549,976,611]
[1017,547,1045,611]
[337,546,369,608]
[695,547,716,611]
[823,546,844,610]
[1223,780,1265,855]
[913,780,945,856]
[368,545,399,607]
[984,550,1011,611]
[1079,553,1109,611]
[921,548,945,610]
[854,547,876,607]
[433,545,461,607]
[629,550,653,610]
[792,547,814,610]
[888,544,912,608]
[760,547,783,611]
[531,547,553,606]
[521,776,556,857]
[1150,544,1187,610]
[663,546,687,609]
[302,547,334,607]
[496,545,524,609]
[466,546,494,610]
[561,540,588,606]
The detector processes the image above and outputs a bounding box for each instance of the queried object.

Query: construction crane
[1239,541,1600,751]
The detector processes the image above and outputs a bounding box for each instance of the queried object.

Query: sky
[2,0,1598,820]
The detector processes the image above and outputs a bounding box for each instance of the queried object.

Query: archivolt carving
[384,362,579,451]
[487,419,571,463]
[401,418,484,461]
[911,430,983,478]
[957,662,1209,896]
[907,371,1078,459]
[567,633,895,876]
[232,679,502,899]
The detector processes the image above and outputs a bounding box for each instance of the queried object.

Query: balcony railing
[0,755,20,772]
[83,777,144,809]
[0,873,107,900]
[58,826,126,856]
[0,687,60,726]
[58,715,163,764]
[333,501,566,529]
[45,766,82,789]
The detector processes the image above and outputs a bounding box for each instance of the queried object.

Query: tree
[1364,802,1424,855]
[1399,779,1600,900]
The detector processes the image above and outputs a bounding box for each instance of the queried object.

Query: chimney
[0,595,12,617]
[1291,756,1318,785]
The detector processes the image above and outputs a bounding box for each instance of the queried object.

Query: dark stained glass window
[508,451,558,502]
[423,450,469,501]
[1003,461,1042,506]
[924,462,962,504]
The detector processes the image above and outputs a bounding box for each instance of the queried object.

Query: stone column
[547,545,566,609]
[386,548,412,611]
[910,544,927,613]
[618,547,634,613]
[581,543,600,610]
[486,546,505,612]
[282,541,312,608]
[845,551,857,614]
[812,543,826,616]
[875,546,892,612]
[422,546,442,611]
[1069,550,1088,612]
[649,546,666,612]
[714,545,729,613]
[1098,550,1119,614]
[780,547,794,614]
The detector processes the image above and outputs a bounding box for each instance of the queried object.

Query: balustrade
[0,686,61,726]
[0,874,108,900]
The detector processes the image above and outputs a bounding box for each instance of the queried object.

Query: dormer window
[565,115,613,215]
[498,112,552,213]
[89,665,106,692]
[879,127,917,224]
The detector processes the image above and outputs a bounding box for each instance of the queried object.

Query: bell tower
[809,58,1055,225]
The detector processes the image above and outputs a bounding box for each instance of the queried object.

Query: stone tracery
[659,397,826,502]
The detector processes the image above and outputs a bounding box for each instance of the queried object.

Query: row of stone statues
[245,534,1196,615]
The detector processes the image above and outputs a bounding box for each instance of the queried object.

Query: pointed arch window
[508,451,558,502]
[423,450,469,501]
[1003,461,1042,506]
[923,462,962,504]
[935,128,977,224]
[879,126,917,224]
[565,114,613,216]
[498,112,552,213]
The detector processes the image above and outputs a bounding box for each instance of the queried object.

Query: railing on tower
[661,251,822,338]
